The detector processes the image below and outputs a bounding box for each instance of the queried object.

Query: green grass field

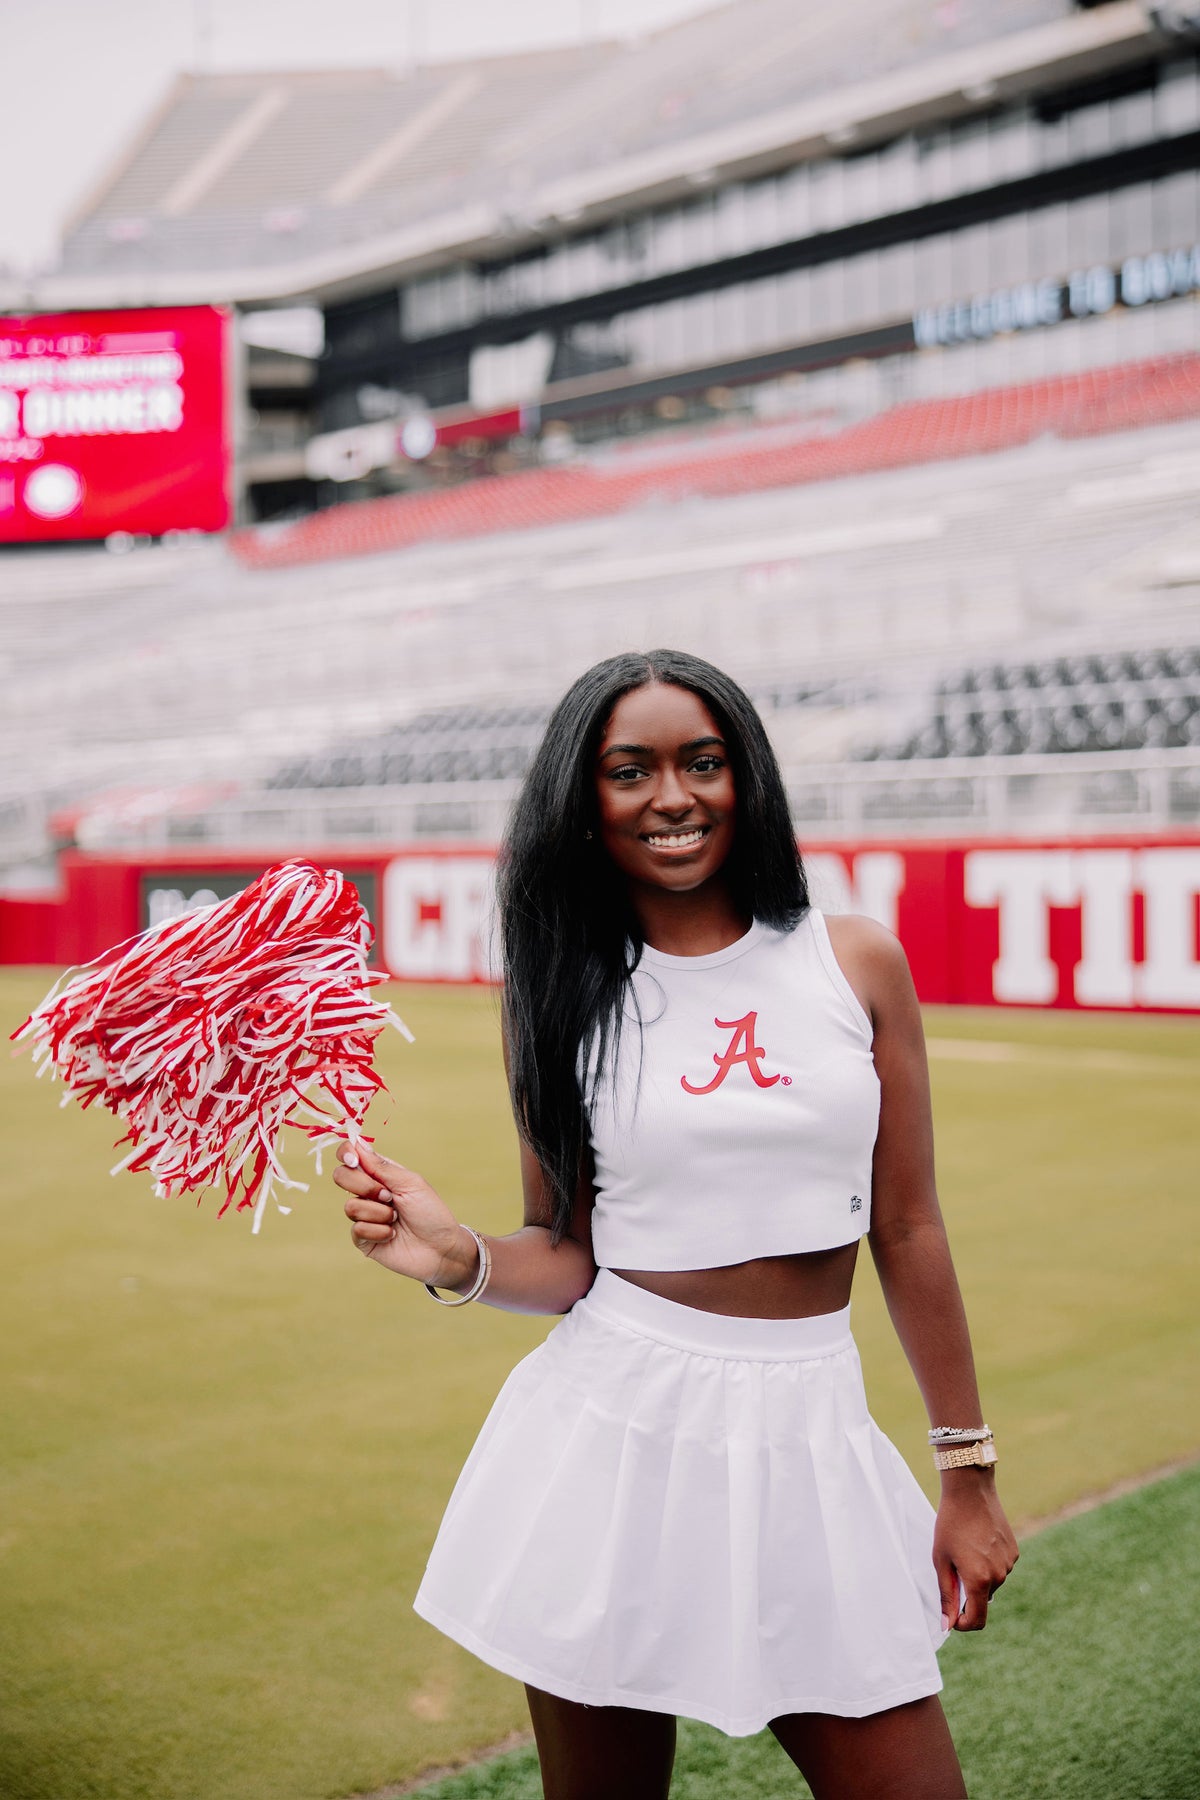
[414,1464,1200,1800]
[1,971,1197,1800]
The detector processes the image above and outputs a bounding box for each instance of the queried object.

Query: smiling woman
[594,684,738,922]
[336,649,1017,1800]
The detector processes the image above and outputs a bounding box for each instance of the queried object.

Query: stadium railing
[67,750,1200,851]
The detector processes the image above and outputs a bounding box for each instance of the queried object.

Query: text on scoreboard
[0,306,229,541]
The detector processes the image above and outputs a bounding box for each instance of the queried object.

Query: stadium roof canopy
[25,0,1168,309]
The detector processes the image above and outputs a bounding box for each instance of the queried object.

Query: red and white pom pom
[12,860,412,1233]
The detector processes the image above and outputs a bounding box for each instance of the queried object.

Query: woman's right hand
[333,1140,475,1289]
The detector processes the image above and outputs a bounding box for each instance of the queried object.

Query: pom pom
[12,860,412,1233]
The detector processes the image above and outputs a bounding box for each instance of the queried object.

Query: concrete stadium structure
[12,0,1199,526]
[2,0,1199,976]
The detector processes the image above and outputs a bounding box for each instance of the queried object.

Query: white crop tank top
[583,911,881,1271]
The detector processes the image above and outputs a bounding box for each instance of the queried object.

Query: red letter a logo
[681,1011,781,1094]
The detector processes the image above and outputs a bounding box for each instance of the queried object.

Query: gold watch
[933,1439,998,1471]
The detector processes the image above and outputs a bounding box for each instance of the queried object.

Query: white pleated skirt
[414,1269,948,1737]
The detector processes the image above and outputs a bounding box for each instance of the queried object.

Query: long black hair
[498,649,808,1241]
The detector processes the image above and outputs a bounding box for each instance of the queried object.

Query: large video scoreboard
[0,305,230,542]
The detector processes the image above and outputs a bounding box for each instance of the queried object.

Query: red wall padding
[4,838,1200,1012]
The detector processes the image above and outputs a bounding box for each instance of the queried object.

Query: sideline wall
[3,838,1200,1014]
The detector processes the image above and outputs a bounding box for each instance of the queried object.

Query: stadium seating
[262,646,1200,793]
[4,397,1200,864]
[863,646,1200,760]
[57,1,1074,282]
[268,705,549,789]
[231,351,1200,572]
[58,48,611,276]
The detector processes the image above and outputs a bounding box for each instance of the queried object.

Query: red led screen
[0,305,230,541]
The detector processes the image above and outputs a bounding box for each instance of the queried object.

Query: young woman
[336,649,1018,1800]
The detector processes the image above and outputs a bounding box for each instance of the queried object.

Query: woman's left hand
[933,1476,1019,1631]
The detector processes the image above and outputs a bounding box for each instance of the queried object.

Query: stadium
[0,3,1198,1798]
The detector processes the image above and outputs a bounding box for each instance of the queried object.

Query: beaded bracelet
[928,1424,992,1445]
[424,1227,492,1307]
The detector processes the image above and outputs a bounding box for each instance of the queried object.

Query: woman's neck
[630,881,751,958]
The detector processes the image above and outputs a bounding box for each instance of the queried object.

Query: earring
[585,829,593,840]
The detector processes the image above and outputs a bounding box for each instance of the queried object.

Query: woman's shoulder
[821,911,906,966]
[763,907,905,965]
[819,912,914,1026]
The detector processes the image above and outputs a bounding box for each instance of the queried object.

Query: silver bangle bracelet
[424,1227,492,1307]
[928,1424,992,1444]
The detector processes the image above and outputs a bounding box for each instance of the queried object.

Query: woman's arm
[334,1135,596,1317]
[826,914,1019,1632]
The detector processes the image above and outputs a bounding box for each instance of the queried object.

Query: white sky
[0,0,718,274]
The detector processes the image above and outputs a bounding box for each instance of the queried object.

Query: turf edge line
[1012,1448,1200,1537]
[341,1729,533,1800]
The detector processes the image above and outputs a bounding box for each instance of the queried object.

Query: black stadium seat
[862,649,1200,761]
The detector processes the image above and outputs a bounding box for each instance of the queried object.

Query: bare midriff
[611,1241,860,1319]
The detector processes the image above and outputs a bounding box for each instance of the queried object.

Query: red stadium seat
[230,351,1200,572]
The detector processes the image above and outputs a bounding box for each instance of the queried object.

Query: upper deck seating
[232,351,1200,572]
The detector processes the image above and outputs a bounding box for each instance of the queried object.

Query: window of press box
[1033,58,1165,124]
